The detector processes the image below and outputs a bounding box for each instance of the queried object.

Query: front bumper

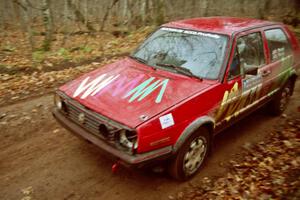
[52,108,173,166]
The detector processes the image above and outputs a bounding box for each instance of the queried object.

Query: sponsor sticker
[161,27,220,39]
[159,113,175,129]
[242,75,262,92]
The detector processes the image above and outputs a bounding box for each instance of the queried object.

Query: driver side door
[215,30,267,124]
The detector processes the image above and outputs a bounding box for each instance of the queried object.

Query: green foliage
[70,45,93,53]
[81,46,93,53]
[56,48,71,60]
[32,30,41,36]
[32,50,46,63]
[2,44,16,52]
[71,46,93,62]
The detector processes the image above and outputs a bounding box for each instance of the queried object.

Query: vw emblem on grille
[78,113,85,124]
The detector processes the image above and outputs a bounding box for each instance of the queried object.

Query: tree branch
[12,0,27,11]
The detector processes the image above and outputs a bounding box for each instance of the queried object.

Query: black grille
[62,100,119,140]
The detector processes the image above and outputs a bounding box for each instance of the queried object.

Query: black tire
[268,80,293,116]
[168,127,210,181]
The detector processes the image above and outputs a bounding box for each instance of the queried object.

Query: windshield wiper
[156,63,202,80]
[129,55,157,70]
[129,55,147,64]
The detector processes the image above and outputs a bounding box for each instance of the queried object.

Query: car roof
[163,17,280,35]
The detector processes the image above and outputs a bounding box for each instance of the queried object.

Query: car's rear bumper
[52,108,173,167]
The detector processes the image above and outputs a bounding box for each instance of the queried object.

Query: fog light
[119,130,138,150]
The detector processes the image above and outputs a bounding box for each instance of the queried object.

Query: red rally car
[53,17,299,180]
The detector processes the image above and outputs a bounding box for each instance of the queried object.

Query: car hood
[59,57,214,128]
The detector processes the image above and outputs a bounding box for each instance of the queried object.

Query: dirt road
[0,81,299,200]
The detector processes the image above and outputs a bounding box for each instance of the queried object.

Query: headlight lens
[119,130,138,150]
[54,94,63,110]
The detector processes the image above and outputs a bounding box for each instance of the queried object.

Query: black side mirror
[244,65,258,76]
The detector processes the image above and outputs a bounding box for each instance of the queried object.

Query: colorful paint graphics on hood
[73,73,169,104]
[59,57,212,128]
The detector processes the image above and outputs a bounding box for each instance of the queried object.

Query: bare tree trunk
[42,0,54,51]
[112,0,121,26]
[153,0,165,25]
[145,0,150,23]
[123,0,128,20]
[67,0,96,33]
[204,0,210,17]
[84,0,88,26]
[140,0,147,25]
[127,0,133,28]
[100,0,120,31]
[258,0,271,19]
[0,0,5,36]
[62,0,70,46]
[191,0,197,17]
[12,0,26,34]
[13,0,35,52]
[126,0,137,30]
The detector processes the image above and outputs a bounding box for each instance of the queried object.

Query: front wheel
[168,127,210,180]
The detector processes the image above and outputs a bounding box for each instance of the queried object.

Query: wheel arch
[289,72,298,95]
[172,116,215,153]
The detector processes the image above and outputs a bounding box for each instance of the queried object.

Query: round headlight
[54,94,62,110]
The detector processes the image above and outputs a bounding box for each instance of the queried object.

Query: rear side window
[264,29,292,62]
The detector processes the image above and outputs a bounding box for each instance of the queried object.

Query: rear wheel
[269,80,293,115]
[168,127,210,181]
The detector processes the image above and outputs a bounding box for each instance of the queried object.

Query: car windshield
[131,27,228,79]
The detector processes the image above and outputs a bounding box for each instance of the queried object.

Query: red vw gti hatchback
[53,17,299,180]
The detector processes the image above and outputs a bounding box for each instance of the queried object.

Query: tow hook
[112,160,120,173]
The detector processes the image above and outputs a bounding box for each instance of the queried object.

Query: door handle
[262,70,271,77]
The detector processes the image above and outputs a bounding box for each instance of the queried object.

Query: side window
[237,32,265,68]
[264,28,292,62]
[228,49,241,79]
[228,32,265,79]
